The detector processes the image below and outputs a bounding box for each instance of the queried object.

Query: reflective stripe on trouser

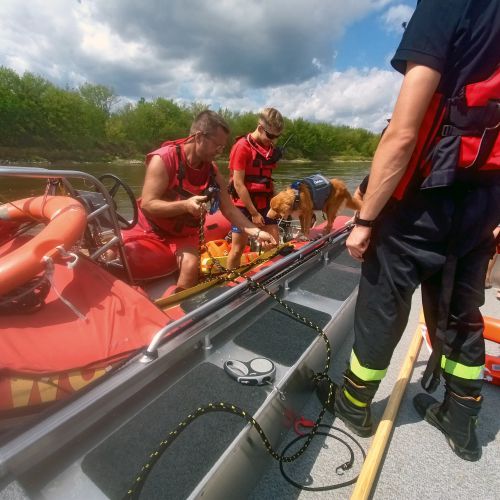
[423,276,489,397]
[352,186,499,400]
[342,366,381,408]
[441,356,484,381]
[349,351,387,382]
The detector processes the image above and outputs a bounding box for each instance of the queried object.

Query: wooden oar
[350,313,424,500]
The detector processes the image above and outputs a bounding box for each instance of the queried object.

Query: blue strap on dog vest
[290,180,302,210]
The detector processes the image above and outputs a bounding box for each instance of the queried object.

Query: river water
[1,160,370,218]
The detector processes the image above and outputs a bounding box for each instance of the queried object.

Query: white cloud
[0,0,403,132]
[266,67,402,131]
[381,4,415,33]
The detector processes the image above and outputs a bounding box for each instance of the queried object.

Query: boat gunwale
[188,285,358,499]
[142,227,350,357]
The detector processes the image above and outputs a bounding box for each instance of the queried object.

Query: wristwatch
[354,213,375,228]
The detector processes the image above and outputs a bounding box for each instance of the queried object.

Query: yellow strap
[350,351,387,382]
[343,388,368,407]
[440,356,484,380]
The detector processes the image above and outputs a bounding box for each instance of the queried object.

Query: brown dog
[267,178,361,237]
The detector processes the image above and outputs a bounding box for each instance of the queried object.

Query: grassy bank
[0,147,372,166]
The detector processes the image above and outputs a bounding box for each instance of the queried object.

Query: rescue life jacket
[229,134,280,209]
[393,65,500,200]
[142,138,218,237]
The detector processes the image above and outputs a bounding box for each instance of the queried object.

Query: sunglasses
[262,127,281,140]
[202,133,226,153]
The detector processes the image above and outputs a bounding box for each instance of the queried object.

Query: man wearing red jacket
[123,110,276,291]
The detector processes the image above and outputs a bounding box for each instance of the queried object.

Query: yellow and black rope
[197,212,332,378]
[124,211,337,499]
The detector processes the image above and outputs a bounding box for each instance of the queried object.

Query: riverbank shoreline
[0,156,372,167]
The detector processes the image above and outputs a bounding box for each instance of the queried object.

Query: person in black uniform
[318,0,500,461]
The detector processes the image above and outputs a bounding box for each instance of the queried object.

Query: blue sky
[336,14,401,70]
[0,0,417,132]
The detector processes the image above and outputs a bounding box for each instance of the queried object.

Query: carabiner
[336,461,353,475]
[294,416,315,436]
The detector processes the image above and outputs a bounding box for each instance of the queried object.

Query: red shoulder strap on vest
[160,135,193,148]
[245,134,274,160]
[172,144,215,199]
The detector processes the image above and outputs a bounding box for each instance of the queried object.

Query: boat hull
[0,166,361,498]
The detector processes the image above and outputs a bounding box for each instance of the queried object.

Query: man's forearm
[359,129,417,220]
[359,63,442,221]
[141,199,189,218]
[221,204,259,236]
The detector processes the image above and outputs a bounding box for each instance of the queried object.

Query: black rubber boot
[413,391,482,461]
[333,389,373,437]
[316,372,377,438]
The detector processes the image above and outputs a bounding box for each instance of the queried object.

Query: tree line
[0,67,380,162]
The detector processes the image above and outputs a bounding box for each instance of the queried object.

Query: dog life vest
[229,135,280,209]
[393,66,500,200]
[293,174,332,210]
[142,138,218,237]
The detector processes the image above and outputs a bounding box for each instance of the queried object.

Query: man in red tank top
[123,111,276,291]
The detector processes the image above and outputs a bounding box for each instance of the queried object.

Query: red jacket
[393,66,500,200]
[229,134,280,209]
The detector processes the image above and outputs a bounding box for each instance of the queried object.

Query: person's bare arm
[141,155,206,219]
[360,63,441,219]
[217,171,276,246]
[233,169,265,226]
[347,63,442,260]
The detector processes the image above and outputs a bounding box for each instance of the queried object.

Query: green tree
[0,66,380,161]
[0,67,23,146]
[79,83,117,116]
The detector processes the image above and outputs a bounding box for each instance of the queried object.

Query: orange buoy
[0,196,87,296]
[204,239,230,258]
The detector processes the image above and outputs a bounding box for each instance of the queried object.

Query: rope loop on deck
[124,218,359,498]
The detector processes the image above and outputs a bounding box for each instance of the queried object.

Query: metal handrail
[0,165,134,282]
[141,226,350,359]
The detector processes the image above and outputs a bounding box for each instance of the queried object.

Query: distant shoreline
[1,156,372,167]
